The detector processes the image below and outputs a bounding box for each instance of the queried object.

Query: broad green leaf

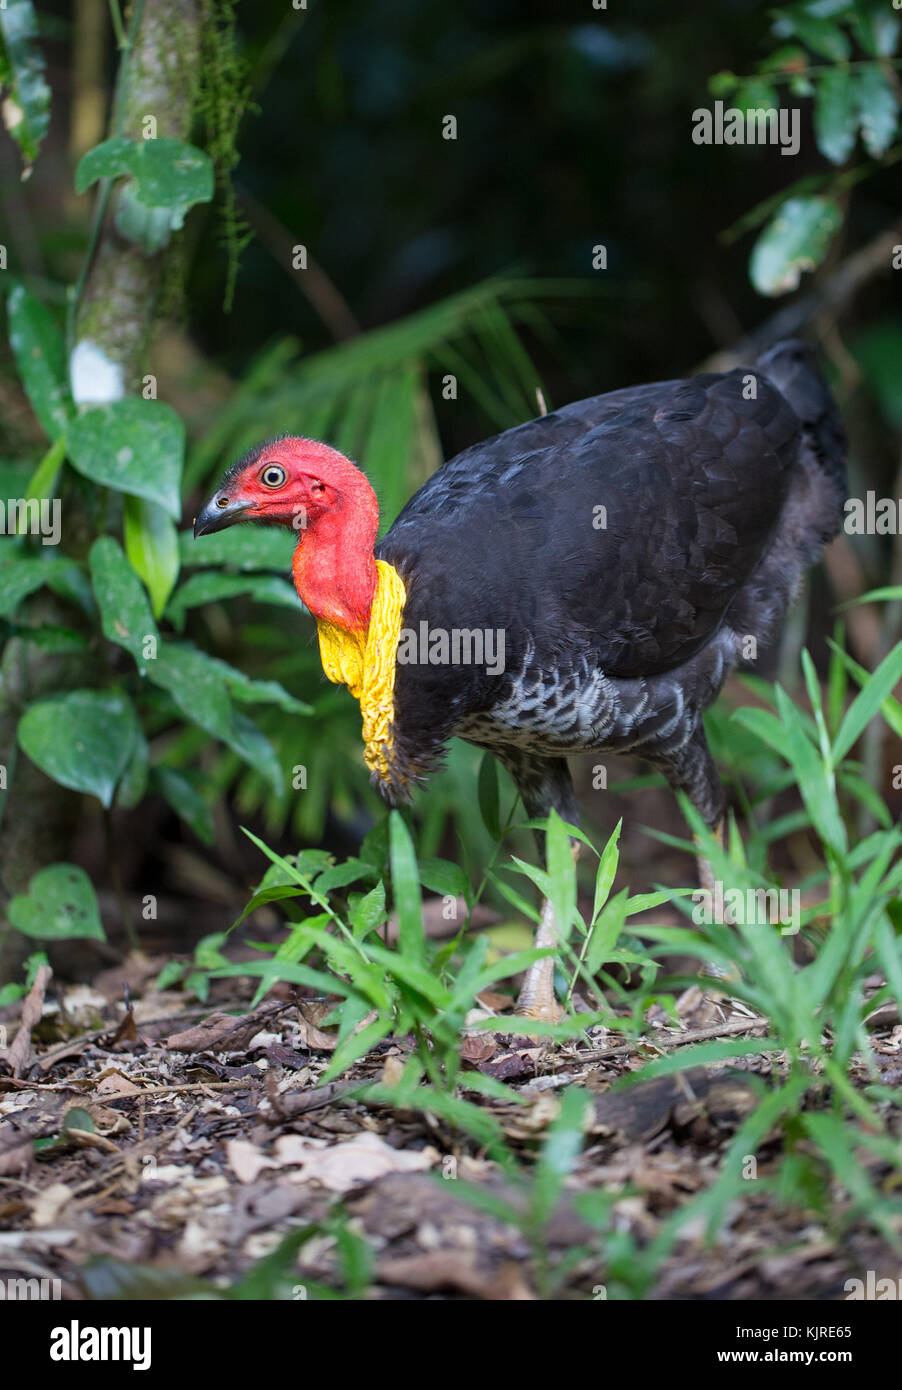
[814,68,858,164]
[855,64,899,158]
[416,856,470,902]
[15,623,87,654]
[7,284,71,438]
[148,641,232,734]
[18,688,139,807]
[67,399,185,518]
[124,496,180,619]
[180,525,296,572]
[8,862,104,942]
[89,535,159,669]
[202,650,311,715]
[349,881,387,940]
[115,726,148,809]
[749,196,842,296]
[75,138,214,239]
[389,810,425,967]
[0,555,70,617]
[166,571,300,628]
[228,713,284,795]
[0,0,51,173]
[851,4,900,57]
[147,645,284,792]
[785,11,850,61]
[151,767,214,844]
[314,858,374,895]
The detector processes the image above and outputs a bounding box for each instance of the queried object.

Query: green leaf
[151,766,214,844]
[546,808,578,940]
[749,196,842,296]
[851,4,900,58]
[7,283,71,438]
[785,11,850,62]
[166,571,300,628]
[89,535,159,669]
[0,556,72,617]
[201,650,311,715]
[389,810,425,967]
[0,0,51,173]
[180,526,296,572]
[75,138,214,244]
[124,496,180,619]
[18,688,139,807]
[587,886,629,975]
[148,641,232,731]
[67,399,185,519]
[148,643,285,793]
[8,863,104,942]
[591,819,622,924]
[350,881,386,940]
[832,640,902,764]
[814,68,858,165]
[112,726,147,813]
[774,685,846,852]
[417,856,469,902]
[855,65,899,158]
[25,435,66,502]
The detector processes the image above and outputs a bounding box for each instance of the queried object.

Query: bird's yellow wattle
[315,558,406,780]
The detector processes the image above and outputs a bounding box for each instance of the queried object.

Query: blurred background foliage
[0,0,900,964]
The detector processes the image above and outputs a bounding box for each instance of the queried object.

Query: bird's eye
[260,464,286,488]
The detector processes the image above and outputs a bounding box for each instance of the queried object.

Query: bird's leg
[695,818,728,904]
[514,839,580,1023]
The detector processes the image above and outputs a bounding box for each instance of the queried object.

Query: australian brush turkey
[195,340,847,1020]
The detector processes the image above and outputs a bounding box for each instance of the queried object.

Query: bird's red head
[194,436,380,633]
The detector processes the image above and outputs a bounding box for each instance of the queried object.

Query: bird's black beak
[193,491,251,538]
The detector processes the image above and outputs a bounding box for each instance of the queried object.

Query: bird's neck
[291,501,379,635]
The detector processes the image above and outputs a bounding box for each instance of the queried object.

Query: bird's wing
[379,368,801,685]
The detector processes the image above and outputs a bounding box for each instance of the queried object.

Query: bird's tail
[756,339,848,507]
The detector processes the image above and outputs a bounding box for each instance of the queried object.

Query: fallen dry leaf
[0,964,52,1078]
[226,1138,277,1185]
[376,1251,535,1299]
[275,1131,438,1192]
